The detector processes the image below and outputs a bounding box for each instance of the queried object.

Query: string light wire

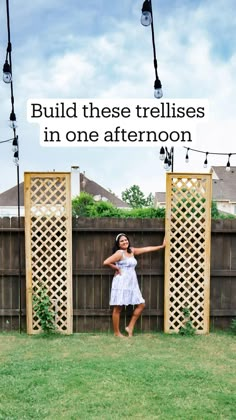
[141,0,163,98]
[183,147,236,171]
[2,0,22,333]
[0,137,15,144]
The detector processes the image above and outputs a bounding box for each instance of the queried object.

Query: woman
[103,233,165,337]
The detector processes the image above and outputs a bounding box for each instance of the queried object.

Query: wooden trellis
[164,173,212,334]
[25,172,72,334]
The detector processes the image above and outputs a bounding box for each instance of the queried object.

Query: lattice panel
[164,173,212,334]
[25,173,72,334]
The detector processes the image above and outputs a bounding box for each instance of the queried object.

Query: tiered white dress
[109,251,145,306]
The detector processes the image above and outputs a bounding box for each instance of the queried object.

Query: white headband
[116,233,126,241]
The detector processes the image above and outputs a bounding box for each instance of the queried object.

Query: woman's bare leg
[125,303,145,337]
[112,306,124,337]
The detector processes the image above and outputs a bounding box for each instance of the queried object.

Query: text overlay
[27,99,209,148]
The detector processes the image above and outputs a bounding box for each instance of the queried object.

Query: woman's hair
[112,233,132,254]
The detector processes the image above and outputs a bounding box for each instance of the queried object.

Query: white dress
[109,250,145,306]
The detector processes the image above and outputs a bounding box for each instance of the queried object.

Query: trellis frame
[164,173,212,334]
[25,172,72,334]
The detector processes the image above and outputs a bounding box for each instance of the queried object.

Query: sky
[0,0,236,198]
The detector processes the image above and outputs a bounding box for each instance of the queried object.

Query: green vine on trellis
[33,284,56,334]
[179,307,196,336]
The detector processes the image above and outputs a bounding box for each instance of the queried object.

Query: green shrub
[211,200,236,219]
[72,193,235,219]
[33,285,56,334]
[230,318,236,334]
[122,207,165,218]
[72,192,95,217]
[211,201,220,218]
[91,201,122,218]
[72,192,165,218]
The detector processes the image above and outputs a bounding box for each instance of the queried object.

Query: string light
[2,0,19,166]
[12,135,18,152]
[3,56,11,83]
[140,0,163,98]
[164,155,169,170]
[226,154,231,172]
[159,147,174,171]
[154,77,163,99]
[141,0,152,26]
[184,147,236,172]
[9,111,17,129]
[2,0,22,333]
[185,148,189,163]
[13,150,19,165]
[159,146,165,161]
[203,152,208,168]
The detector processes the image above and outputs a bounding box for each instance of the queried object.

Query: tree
[121,185,154,208]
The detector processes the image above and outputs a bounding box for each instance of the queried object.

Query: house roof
[80,173,129,208]
[211,166,236,202]
[0,182,24,206]
[154,166,236,205]
[0,173,129,208]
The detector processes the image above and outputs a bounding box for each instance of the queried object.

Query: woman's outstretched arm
[132,237,166,256]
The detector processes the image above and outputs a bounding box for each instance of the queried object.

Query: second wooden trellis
[164,173,212,334]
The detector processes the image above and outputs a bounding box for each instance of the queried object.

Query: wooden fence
[0,217,236,332]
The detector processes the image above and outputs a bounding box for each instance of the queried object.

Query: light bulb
[3,60,12,83]
[9,112,17,129]
[226,156,231,172]
[141,1,152,26]
[12,136,18,152]
[3,72,12,83]
[154,78,163,99]
[9,120,17,129]
[164,156,169,170]
[13,150,19,165]
[154,88,163,99]
[203,153,208,168]
[167,157,172,171]
[141,11,152,26]
[159,146,165,161]
[185,149,189,163]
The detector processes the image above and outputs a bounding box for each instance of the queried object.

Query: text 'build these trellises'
[27,99,209,148]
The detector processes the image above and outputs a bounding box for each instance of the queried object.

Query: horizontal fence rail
[0,217,236,332]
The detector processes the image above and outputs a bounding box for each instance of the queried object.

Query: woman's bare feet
[125,326,133,337]
[114,333,126,338]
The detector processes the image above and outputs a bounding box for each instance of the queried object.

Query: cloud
[0,0,236,195]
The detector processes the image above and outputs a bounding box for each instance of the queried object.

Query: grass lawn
[0,331,235,419]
